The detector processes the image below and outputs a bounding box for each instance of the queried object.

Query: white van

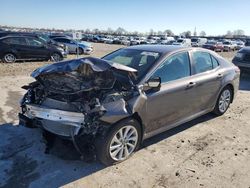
[191,38,207,47]
[172,38,191,47]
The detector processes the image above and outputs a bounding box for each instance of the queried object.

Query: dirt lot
[0,43,250,188]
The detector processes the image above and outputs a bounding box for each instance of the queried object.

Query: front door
[145,51,197,133]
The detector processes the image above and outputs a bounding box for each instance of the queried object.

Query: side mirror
[145,77,161,90]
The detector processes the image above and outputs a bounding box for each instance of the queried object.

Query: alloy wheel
[219,89,231,113]
[4,53,16,63]
[109,125,138,161]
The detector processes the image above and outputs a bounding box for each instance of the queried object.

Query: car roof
[126,45,187,55]
[0,35,37,40]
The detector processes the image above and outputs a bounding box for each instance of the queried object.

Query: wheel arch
[131,112,145,140]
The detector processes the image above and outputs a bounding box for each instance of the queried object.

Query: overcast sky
[1,0,249,35]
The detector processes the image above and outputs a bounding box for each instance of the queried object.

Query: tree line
[0,25,246,37]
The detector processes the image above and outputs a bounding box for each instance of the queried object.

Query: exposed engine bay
[19,57,143,140]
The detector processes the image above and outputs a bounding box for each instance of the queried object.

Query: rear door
[189,50,223,112]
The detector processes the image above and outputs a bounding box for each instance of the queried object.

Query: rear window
[210,55,220,68]
[192,51,213,74]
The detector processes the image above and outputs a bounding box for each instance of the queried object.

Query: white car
[191,37,207,47]
[223,41,234,52]
[130,37,146,45]
[103,36,114,44]
[172,38,191,47]
[161,37,175,45]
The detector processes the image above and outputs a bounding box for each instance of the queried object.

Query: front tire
[213,86,232,115]
[77,48,84,55]
[95,118,142,165]
[2,53,16,63]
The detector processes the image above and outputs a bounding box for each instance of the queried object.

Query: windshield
[223,41,230,45]
[102,49,161,82]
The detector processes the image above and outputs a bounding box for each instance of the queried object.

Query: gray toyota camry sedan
[19,45,240,165]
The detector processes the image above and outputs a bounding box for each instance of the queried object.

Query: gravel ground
[0,44,249,188]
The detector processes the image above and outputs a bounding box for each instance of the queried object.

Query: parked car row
[202,39,245,52]
[0,32,93,63]
[81,34,246,53]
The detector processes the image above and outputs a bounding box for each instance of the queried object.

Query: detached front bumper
[19,104,85,137]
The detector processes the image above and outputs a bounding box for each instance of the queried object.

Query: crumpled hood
[32,57,136,78]
[31,57,137,94]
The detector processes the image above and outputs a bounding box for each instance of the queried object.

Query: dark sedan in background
[0,31,68,54]
[19,45,240,165]
[232,47,250,73]
[0,36,65,63]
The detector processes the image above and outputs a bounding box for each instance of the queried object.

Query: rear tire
[2,53,16,63]
[51,53,62,62]
[213,86,233,115]
[95,118,142,166]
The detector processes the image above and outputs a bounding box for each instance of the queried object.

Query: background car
[0,31,68,54]
[161,37,175,45]
[172,38,191,47]
[232,47,250,73]
[223,41,234,51]
[191,37,207,47]
[0,36,64,63]
[236,41,245,50]
[53,37,93,54]
[202,41,224,52]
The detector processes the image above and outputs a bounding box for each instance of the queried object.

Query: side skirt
[142,109,212,140]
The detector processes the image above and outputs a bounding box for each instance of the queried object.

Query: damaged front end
[19,57,138,140]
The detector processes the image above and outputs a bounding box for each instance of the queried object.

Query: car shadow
[0,113,219,187]
[0,123,104,188]
[239,73,250,91]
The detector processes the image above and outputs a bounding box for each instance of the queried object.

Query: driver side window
[152,52,191,83]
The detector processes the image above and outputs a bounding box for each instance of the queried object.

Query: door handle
[217,73,223,79]
[186,82,196,89]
